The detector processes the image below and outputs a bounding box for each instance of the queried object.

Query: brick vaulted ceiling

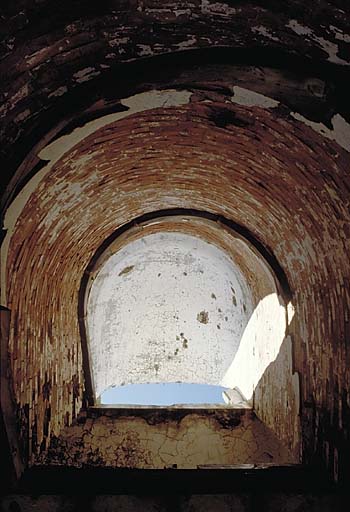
[0,0,350,484]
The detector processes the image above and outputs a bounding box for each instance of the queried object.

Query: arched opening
[83,212,290,408]
[1,0,350,488]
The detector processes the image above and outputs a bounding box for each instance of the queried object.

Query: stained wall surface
[3,91,347,466]
[87,232,254,397]
[35,409,293,469]
[0,0,349,487]
[86,219,288,403]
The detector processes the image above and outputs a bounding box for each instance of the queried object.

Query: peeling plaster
[201,1,237,16]
[11,84,29,105]
[329,25,350,43]
[287,20,313,37]
[174,9,192,18]
[251,26,279,42]
[39,89,192,163]
[176,35,197,49]
[48,86,68,98]
[231,86,279,109]
[287,20,349,66]
[14,109,30,122]
[73,67,101,83]
[137,44,153,56]
[0,89,192,305]
[290,112,350,152]
[24,47,49,66]
[109,37,129,48]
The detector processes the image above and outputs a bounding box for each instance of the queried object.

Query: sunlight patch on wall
[221,293,287,402]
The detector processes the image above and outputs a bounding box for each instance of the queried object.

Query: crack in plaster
[37,412,293,468]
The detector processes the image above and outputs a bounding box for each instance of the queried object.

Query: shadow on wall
[222,292,301,461]
[253,318,301,461]
[221,293,291,402]
[84,214,296,409]
[32,294,301,471]
[82,219,300,460]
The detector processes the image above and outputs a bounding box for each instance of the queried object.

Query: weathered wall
[1,0,350,210]
[86,216,287,401]
[3,90,349,472]
[35,408,293,468]
[0,0,349,485]
[254,334,301,460]
[87,231,255,397]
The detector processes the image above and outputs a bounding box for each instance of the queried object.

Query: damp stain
[231,287,237,306]
[118,265,134,276]
[197,311,209,324]
[179,332,189,348]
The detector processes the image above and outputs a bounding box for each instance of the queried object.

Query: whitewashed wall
[87,232,254,398]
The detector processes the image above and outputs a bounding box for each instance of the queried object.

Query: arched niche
[81,212,291,407]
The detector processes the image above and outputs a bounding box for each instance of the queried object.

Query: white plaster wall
[87,232,254,398]
[222,293,287,401]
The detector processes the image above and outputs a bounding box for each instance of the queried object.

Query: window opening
[87,231,254,405]
[82,211,290,409]
[101,383,231,406]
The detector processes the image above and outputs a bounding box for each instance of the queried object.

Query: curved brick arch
[0,0,349,486]
[3,94,349,470]
[1,1,349,212]
[80,210,291,402]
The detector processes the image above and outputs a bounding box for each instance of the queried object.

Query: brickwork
[3,96,349,478]
[0,0,349,485]
[1,1,349,208]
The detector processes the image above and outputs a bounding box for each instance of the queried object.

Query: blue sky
[101,383,227,405]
